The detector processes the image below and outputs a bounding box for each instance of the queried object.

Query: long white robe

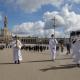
[72,40,80,64]
[12,40,22,61]
[49,38,58,60]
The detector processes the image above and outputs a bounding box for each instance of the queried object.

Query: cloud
[13,22,34,34]
[1,0,63,12]
[66,26,80,32]
[12,20,64,38]
[62,4,80,32]
[12,21,45,37]
[44,4,80,33]
[43,11,65,29]
[72,0,80,3]
[44,29,64,38]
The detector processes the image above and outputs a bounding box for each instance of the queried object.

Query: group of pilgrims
[21,45,48,52]
[5,33,80,67]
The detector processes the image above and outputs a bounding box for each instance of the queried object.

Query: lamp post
[51,16,56,38]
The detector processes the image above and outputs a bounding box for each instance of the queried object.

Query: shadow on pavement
[26,60,52,63]
[0,63,14,65]
[23,58,72,63]
[40,64,76,72]
[56,57,72,60]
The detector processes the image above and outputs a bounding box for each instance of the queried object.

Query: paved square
[0,48,80,80]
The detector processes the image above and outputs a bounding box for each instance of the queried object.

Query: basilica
[0,16,12,44]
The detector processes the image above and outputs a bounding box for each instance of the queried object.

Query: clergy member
[49,34,58,61]
[12,36,23,64]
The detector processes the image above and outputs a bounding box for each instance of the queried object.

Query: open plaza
[0,48,80,80]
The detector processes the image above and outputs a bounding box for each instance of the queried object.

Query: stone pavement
[0,48,80,80]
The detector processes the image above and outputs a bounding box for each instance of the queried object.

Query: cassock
[72,40,80,64]
[49,38,58,60]
[12,40,22,62]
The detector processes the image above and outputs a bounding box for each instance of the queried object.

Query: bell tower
[3,16,12,43]
[4,16,8,28]
[3,16,8,36]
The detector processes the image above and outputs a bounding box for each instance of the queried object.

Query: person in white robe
[72,38,80,67]
[49,34,58,61]
[12,36,23,64]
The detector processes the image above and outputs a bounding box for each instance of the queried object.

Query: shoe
[17,60,20,64]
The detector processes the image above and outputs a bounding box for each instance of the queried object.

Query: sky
[0,0,80,38]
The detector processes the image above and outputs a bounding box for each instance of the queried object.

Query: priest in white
[49,34,58,61]
[72,38,80,67]
[12,36,23,64]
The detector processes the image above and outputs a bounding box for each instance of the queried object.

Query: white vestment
[49,38,58,60]
[72,40,80,64]
[12,40,22,61]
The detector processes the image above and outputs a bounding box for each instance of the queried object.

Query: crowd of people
[21,45,48,52]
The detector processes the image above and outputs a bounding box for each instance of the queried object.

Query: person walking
[49,34,58,61]
[72,38,80,67]
[66,42,71,55]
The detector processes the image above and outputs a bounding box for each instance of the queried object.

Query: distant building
[18,36,69,45]
[0,16,12,43]
[18,36,49,44]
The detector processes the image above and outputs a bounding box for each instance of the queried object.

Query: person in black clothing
[66,42,71,55]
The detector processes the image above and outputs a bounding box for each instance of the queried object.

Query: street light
[51,16,56,38]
